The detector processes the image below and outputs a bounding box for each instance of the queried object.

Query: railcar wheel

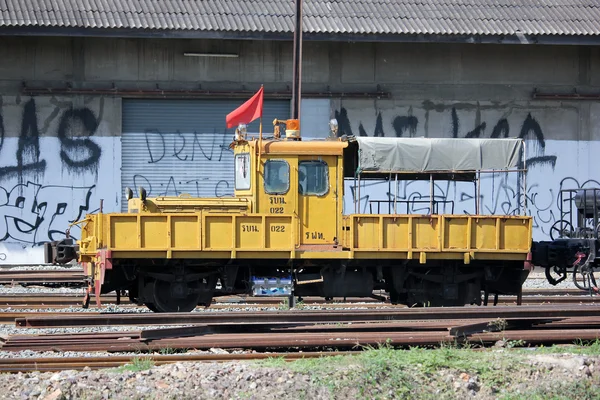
[550,220,574,240]
[149,280,202,312]
[144,302,160,312]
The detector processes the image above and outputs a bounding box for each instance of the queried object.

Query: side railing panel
[86,213,296,257]
[344,214,532,255]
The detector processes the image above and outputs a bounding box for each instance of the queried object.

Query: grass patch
[257,343,528,399]
[277,297,289,310]
[115,356,155,372]
[521,339,600,356]
[257,341,600,398]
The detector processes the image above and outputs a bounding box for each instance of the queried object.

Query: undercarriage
[96,259,529,312]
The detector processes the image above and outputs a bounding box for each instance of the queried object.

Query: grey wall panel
[121,98,289,210]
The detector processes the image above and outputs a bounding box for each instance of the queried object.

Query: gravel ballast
[0,348,598,399]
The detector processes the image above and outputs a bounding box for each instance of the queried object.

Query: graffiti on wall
[335,103,585,239]
[335,105,556,166]
[0,97,104,248]
[125,129,234,200]
[0,98,103,181]
[0,182,95,244]
[131,173,232,198]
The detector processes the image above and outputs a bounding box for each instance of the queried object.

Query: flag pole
[258,85,264,172]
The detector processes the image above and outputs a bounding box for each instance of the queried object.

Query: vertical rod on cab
[388,172,392,214]
[477,171,481,216]
[291,0,303,120]
[358,173,361,214]
[474,179,478,214]
[522,140,527,216]
[394,173,398,214]
[429,174,434,215]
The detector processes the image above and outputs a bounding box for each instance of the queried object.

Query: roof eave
[0,26,598,46]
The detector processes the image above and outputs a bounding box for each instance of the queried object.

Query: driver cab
[232,124,345,249]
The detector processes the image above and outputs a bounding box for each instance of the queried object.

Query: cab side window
[298,160,328,196]
[264,160,290,194]
[234,153,251,190]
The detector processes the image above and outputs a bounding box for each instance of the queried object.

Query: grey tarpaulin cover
[355,137,523,173]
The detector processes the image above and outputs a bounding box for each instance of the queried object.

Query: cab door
[297,155,338,245]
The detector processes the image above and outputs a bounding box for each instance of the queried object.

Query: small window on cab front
[264,160,290,194]
[235,153,251,190]
[299,160,328,196]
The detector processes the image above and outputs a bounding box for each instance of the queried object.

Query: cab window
[264,160,290,194]
[234,153,251,190]
[299,160,328,196]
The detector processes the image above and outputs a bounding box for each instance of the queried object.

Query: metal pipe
[523,141,527,216]
[594,189,598,236]
[358,168,528,175]
[291,0,303,120]
[357,173,361,214]
[394,174,398,214]
[474,180,478,214]
[429,174,434,215]
[477,171,481,216]
[388,173,392,214]
[22,87,391,99]
[354,174,357,214]
[532,92,600,101]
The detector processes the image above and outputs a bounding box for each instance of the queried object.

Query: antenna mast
[291,0,303,120]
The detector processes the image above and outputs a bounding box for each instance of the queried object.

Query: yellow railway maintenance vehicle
[44,120,532,312]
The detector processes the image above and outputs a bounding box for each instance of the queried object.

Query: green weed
[278,297,289,310]
[115,356,155,372]
[522,339,600,356]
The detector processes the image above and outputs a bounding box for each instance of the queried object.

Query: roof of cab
[248,139,348,156]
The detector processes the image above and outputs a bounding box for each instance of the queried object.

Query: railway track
[0,289,596,310]
[0,304,597,373]
[1,305,599,354]
[11,304,600,328]
[0,269,85,285]
[0,351,357,373]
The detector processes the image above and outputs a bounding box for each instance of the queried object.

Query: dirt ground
[0,343,599,399]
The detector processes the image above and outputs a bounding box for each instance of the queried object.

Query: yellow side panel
[383,217,409,249]
[342,216,352,249]
[353,217,380,248]
[236,216,263,249]
[110,216,138,249]
[347,214,532,256]
[204,216,233,249]
[444,217,468,250]
[412,216,440,250]
[500,219,530,250]
[471,218,496,250]
[171,216,200,249]
[141,216,168,249]
[265,217,293,249]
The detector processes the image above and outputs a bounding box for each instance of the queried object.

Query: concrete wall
[0,95,121,263]
[1,36,600,261]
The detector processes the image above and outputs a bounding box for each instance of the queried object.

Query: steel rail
[0,270,85,284]
[3,326,599,353]
[0,295,597,310]
[0,351,358,373]
[13,304,600,328]
[0,288,589,304]
[0,312,94,324]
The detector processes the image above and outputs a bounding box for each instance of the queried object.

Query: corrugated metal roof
[1,0,599,36]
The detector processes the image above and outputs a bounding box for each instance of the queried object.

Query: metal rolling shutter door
[121,98,289,211]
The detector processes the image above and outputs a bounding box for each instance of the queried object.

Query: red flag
[226,87,264,128]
